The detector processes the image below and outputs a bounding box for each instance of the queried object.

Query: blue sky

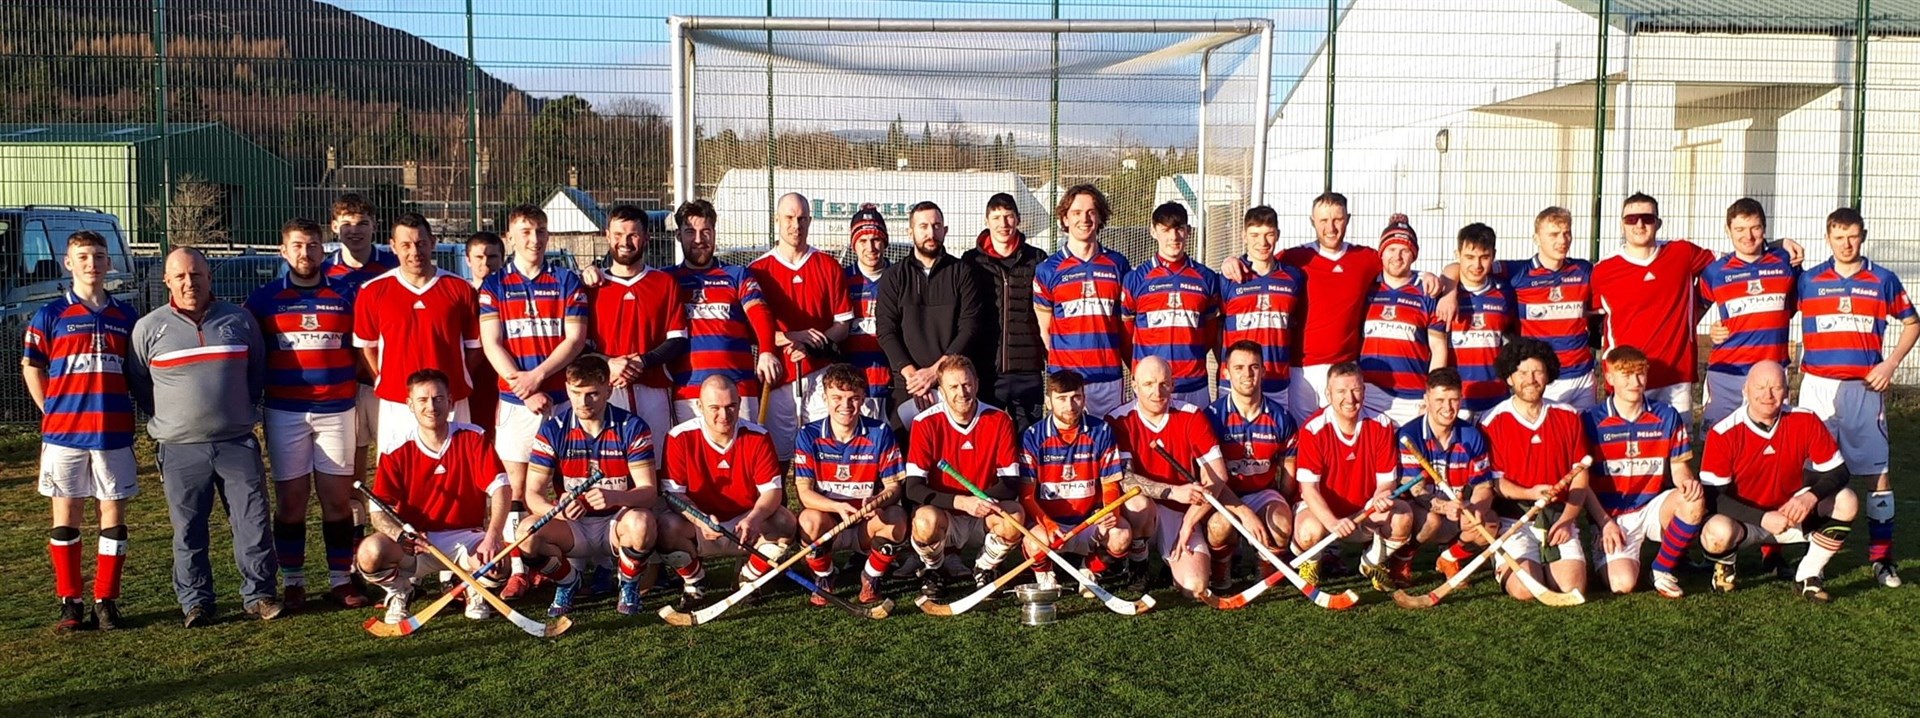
[327,0,1332,143]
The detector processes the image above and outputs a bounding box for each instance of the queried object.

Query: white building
[1264,0,1917,269]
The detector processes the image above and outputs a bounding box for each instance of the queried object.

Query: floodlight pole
[1588,0,1610,261]
[1850,0,1870,206]
[464,0,481,228]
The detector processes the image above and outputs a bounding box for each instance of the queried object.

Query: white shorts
[1496,517,1586,565]
[1153,504,1211,560]
[611,385,673,466]
[1292,501,1385,544]
[1362,388,1423,429]
[766,367,829,461]
[1701,370,1746,428]
[1051,520,1121,555]
[896,392,944,429]
[38,445,138,501]
[674,396,762,434]
[376,398,470,454]
[1544,370,1597,411]
[419,528,488,573]
[1798,373,1888,475]
[562,513,628,559]
[495,399,565,464]
[1288,364,1334,423]
[1084,378,1126,423]
[354,384,379,448]
[1173,387,1212,409]
[1595,488,1675,565]
[264,408,357,481]
[1645,381,1694,414]
[1241,488,1289,516]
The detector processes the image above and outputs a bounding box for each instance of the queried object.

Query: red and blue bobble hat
[1379,212,1417,256]
[850,203,888,243]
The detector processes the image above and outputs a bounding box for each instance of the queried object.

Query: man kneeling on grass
[358,369,510,624]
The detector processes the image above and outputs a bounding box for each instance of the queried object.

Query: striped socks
[1653,516,1703,575]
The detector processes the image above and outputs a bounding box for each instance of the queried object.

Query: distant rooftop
[0,123,224,144]
[1559,0,1920,35]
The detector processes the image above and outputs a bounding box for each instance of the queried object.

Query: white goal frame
[667,15,1275,248]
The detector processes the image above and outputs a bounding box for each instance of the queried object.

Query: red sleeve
[663,432,688,493]
[474,434,506,493]
[1193,413,1224,460]
[353,283,379,346]
[1688,241,1714,274]
[460,283,481,347]
[1369,426,1397,478]
[1804,418,1843,470]
[993,416,1019,478]
[825,257,852,321]
[1699,430,1733,485]
[906,418,937,476]
[1294,427,1324,479]
[371,448,405,509]
[741,274,778,352]
[750,436,783,490]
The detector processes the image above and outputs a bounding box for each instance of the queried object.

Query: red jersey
[372,423,505,532]
[905,404,1020,499]
[748,248,854,384]
[1700,407,1844,512]
[663,419,783,519]
[1107,401,1224,511]
[353,270,481,403]
[588,266,689,389]
[1479,399,1590,516]
[1293,408,1398,516]
[1280,243,1382,366]
[1592,241,1714,388]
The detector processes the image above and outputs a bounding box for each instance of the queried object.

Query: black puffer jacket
[961,230,1048,377]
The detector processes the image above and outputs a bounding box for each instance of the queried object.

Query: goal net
[670,17,1274,267]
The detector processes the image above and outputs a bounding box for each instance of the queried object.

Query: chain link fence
[3,0,1918,422]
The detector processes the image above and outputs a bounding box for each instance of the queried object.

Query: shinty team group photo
[25,180,1915,636]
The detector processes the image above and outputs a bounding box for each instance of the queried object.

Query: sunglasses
[1622,213,1661,226]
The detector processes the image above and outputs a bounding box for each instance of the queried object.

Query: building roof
[0,123,223,144]
[1558,0,1920,35]
[542,186,608,233]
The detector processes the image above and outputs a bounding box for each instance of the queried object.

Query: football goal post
[668,16,1274,266]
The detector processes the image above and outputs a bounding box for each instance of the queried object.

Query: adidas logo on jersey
[962,441,974,450]
[413,300,426,309]
[1643,271,1656,281]
[434,465,447,474]
[1333,265,1345,273]
[1530,434,1542,444]
[1763,445,1777,455]
[718,459,731,469]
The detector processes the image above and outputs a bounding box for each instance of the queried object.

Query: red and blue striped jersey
[1594,241,1715,388]
[844,264,892,399]
[1281,243,1382,366]
[794,416,905,509]
[1218,259,1304,393]
[22,292,138,450]
[1034,246,1132,383]
[1396,419,1492,497]
[1122,256,1220,394]
[1699,248,1796,374]
[586,267,687,389]
[1498,257,1596,379]
[667,262,777,400]
[1797,259,1915,381]
[1019,415,1126,524]
[244,277,359,414]
[1583,400,1689,516]
[322,245,398,288]
[748,249,854,384]
[478,265,588,405]
[1448,281,1517,413]
[1359,280,1442,400]
[1208,395,1296,497]
[528,404,653,518]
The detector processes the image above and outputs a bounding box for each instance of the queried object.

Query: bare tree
[144,173,230,247]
